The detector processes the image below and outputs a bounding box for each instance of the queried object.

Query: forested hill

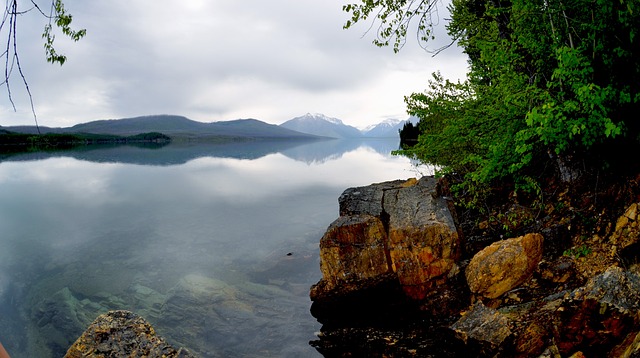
[3,115,322,140]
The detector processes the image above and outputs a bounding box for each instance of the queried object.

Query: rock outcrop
[309,182,640,356]
[465,233,544,299]
[64,310,195,358]
[310,177,461,305]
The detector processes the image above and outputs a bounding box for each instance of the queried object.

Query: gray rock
[338,179,407,217]
[451,301,512,352]
[571,266,640,314]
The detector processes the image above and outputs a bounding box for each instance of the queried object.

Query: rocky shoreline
[309,176,640,357]
[63,175,640,357]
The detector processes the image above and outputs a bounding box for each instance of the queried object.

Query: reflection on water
[0,139,424,357]
[0,138,404,166]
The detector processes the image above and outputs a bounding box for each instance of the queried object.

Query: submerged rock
[465,233,543,299]
[30,286,109,357]
[311,176,461,310]
[64,310,195,358]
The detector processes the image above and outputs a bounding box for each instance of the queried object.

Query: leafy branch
[0,0,86,131]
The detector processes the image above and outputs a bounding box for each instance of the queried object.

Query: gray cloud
[0,0,467,128]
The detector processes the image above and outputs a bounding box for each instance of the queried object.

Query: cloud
[0,0,468,128]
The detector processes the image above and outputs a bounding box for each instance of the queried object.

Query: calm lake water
[0,139,425,357]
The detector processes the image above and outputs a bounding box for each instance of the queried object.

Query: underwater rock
[30,286,108,357]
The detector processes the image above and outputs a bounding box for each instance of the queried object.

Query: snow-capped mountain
[280,113,363,139]
[361,118,405,138]
[361,116,419,138]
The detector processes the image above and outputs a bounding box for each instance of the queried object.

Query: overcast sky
[0,0,468,129]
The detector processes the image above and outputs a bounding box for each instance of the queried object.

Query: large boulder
[64,310,194,358]
[465,233,544,299]
[311,176,461,304]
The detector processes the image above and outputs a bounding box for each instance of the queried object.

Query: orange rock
[465,233,544,299]
[311,176,461,303]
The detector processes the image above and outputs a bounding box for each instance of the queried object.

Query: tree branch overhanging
[0,0,85,130]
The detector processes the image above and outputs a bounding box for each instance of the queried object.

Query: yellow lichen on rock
[465,233,544,299]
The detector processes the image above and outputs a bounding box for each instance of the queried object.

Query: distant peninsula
[0,115,328,153]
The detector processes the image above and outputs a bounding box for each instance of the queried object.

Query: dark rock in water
[311,323,465,358]
[311,176,462,317]
[64,310,195,358]
[451,302,512,356]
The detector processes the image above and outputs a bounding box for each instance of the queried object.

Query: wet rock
[465,233,544,299]
[311,176,461,306]
[64,310,195,358]
[451,302,512,356]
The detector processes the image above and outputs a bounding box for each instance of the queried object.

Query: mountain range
[280,113,414,139]
[1,113,415,140]
[3,115,318,140]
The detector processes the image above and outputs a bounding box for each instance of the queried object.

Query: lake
[0,139,426,357]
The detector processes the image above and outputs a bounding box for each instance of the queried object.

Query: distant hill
[3,115,321,140]
[280,113,363,139]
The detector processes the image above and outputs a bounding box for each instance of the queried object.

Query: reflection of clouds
[181,148,419,203]
[0,159,124,206]
[0,144,424,273]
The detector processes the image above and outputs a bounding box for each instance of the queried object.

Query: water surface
[0,139,423,357]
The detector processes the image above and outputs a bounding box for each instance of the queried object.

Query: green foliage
[563,245,592,259]
[43,0,87,65]
[343,0,442,52]
[348,0,640,199]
